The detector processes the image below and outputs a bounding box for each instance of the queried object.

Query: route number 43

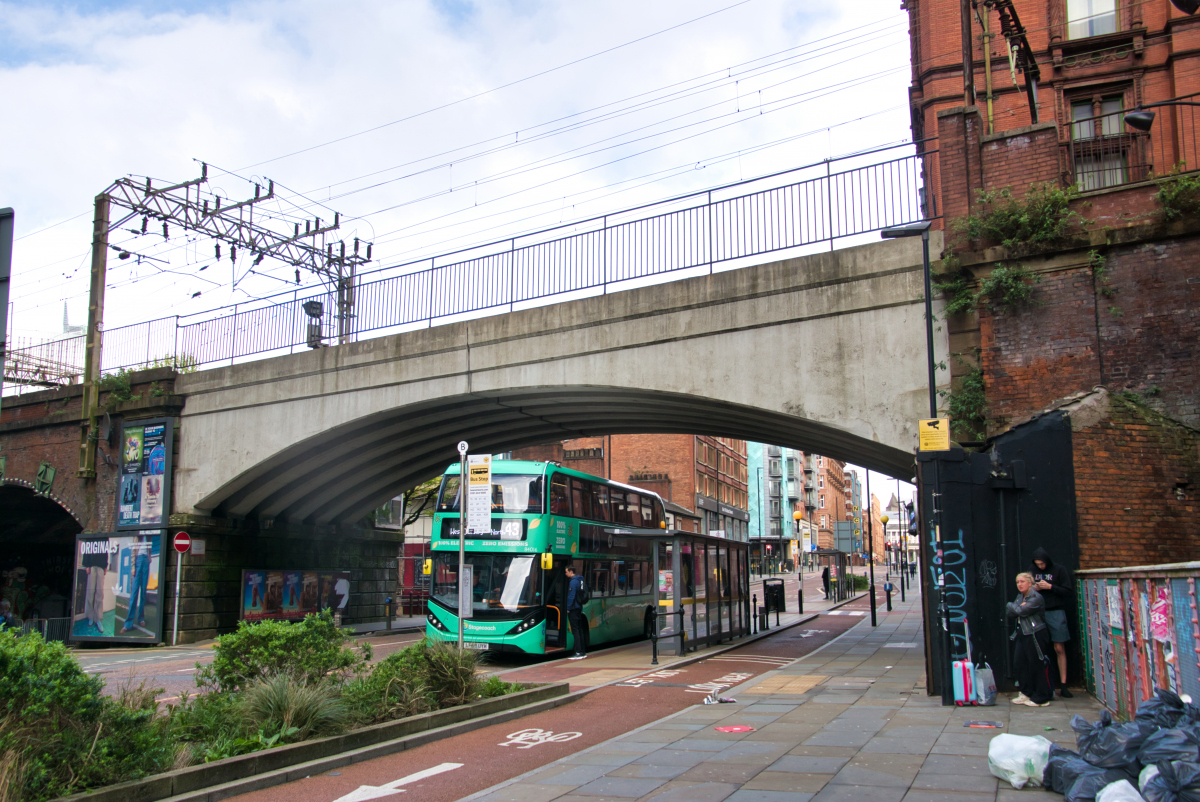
[500,728,582,749]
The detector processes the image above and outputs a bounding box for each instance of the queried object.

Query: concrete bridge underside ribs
[177,235,947,526]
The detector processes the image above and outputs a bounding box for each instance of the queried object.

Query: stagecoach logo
[466,623,499,631]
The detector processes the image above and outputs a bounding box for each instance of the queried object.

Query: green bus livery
[425,460,666,654]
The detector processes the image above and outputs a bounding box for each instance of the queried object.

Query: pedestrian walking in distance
[1031,547,1074,698]
[1007,572,1054,707]
[821,566,830,600]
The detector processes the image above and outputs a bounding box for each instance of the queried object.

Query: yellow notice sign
[918,418,951,451]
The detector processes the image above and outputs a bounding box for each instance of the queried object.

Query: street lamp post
[793,509,804,613]
[866,472,877,627]
[882,220,950,702]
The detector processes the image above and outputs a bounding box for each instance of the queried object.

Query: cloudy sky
[3,0,914,342]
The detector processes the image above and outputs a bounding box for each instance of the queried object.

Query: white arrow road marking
[331,762,463,802]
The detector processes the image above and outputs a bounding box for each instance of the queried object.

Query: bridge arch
[176,236,946,526]
[197,385,916,526]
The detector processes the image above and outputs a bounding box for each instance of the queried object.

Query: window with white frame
[1067,0,1117,39]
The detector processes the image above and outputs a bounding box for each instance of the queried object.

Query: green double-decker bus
[425,460,667,655]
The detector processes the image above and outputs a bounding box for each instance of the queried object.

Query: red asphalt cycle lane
[228,607,872,802]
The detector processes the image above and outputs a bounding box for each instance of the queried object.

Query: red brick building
[814,456,848,550]
[510,435,749,538]
[902,0,1200,592]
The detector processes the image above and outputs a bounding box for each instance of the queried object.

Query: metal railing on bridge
[1077,562,1200,720]
[5,141,934,383]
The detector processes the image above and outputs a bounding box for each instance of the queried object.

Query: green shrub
[958,182,1082,253]
[240,675,346,741]
[343,641,434,725]
[975,264,1040,312]
[0,632,174,802]
[423,640,481,707]
[1155,170,1200,222]
[195,610,370,692]
[478,674,525,699]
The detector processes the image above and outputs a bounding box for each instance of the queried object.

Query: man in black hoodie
[1031,547,1074,698]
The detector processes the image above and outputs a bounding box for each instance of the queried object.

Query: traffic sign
[173,532,191,553]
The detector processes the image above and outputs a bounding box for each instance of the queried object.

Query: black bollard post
[752,593,758,633]
[385,596,393,630]
[885,583,893,612]
[651,611,659,665]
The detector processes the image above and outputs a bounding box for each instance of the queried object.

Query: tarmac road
[225,602,871,802]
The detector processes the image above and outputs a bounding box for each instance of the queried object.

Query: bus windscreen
[436,474,544,514]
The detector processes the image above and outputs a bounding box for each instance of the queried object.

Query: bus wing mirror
[541,553,554,570]
[423,559,432,575]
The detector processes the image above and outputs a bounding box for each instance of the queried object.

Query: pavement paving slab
[460,586,1105,802]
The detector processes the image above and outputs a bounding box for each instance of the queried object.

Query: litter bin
[763,578,786,613]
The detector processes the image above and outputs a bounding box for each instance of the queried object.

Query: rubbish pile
[988,689,1200,802]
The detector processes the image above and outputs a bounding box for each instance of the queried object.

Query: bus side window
[642,497,654,527]
[550,475,569,515]
[616,561,630,595]
[627,492,643,527]
[571,478,589,520]
[593,484,612,522]
[590,560,610,597]
[610,489,627,524]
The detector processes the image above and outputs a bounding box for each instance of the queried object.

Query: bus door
[543,557,568,648]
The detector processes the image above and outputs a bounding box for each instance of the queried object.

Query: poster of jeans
[70,532,165,643]
[118,418,174,530]
[240,569,350,621]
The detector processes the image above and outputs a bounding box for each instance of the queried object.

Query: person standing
[821,565,830,600]
[1031,547,1074,698]
[565,565,587,660]
[1007,572,1054,707]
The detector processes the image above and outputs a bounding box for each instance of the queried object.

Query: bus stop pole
[457,442,467,650]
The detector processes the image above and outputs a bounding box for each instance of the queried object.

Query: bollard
[385,596,394,630]
[759,606,769,631]
[798,587,803,614]
[752,593,758,633]
[884,582,893,612]
[651,611,659,665]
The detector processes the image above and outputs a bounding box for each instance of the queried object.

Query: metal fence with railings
[1077,562,1200,720]
[18,617,72,643]
[1066,96,1200,191]
[3,142,934,385]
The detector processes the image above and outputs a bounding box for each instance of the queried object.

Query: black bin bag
[1046,744,1083,794]
[1073,710,1158,768]
[1142,760,1200,802]
[1139,689,1189,730]
[1141,729,1200,766]
[1058,757,1137,798]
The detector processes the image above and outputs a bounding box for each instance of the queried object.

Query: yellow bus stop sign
[919,418,951,451]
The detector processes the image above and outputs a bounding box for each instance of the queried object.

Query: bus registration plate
[464,641,490,650]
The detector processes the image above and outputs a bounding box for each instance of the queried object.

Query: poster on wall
[118,418,174,529]
[69,532,165,643]
[241,569,350,621]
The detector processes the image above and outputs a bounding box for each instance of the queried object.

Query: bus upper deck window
[550,476,569,515]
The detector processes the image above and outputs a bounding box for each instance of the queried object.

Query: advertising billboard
[118,418,174,529]
[240,569,350,622]
[70,531,166,643]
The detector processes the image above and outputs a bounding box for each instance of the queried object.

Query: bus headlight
[427,612,450,632]
[510,609,544,633]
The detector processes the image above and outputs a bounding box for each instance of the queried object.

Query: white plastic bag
[988,733,1054,789]
[975,664,997,706]
[1097,779,1146,802]
[1140,764,1161,793]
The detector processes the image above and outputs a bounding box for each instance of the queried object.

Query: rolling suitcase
[952,659,976,705]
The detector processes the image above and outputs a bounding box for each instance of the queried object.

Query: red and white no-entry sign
[173,532,191,553]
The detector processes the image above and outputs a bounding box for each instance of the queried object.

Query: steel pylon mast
[78,163,372,477]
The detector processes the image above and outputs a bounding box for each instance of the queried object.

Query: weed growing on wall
[1154,170,1200,222]
[959,182,1084,253]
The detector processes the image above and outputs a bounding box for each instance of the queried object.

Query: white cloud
[2,0,913,340]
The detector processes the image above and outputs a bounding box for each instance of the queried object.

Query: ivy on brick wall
[1154,170,1200,223]
[938,359,988,442]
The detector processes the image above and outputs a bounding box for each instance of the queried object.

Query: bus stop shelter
[643,529,750,655]
[813,548,853,602]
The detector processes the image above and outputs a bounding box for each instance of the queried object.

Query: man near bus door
[565,565,587,660]
[1031,547,1074,698]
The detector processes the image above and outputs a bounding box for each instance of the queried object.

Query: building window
[786,458,797,479]
[770,499,781,517]
[769,519,781,537]
[768,458,782,477]
[820,514,827,528]
[564,447,603,460]
[819,494,825,509]
[769,480,781,498]
[818,475,824,489]
[1067,0,1117,39]
[1070,95,1130,189]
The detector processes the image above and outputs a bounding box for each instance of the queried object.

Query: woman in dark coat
[1006,572,1054,706]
